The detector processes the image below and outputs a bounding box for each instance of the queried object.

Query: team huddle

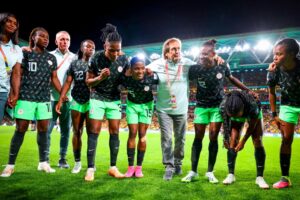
[1,13,300,190]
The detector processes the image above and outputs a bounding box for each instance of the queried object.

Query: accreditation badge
[169,94,177,109]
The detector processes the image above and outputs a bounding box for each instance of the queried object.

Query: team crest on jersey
[216,73,222,79]
[144,86,150,91]
[48,60,53,65]
[17,109,24,115]
[118,66,123,72]
[90,108,94,114]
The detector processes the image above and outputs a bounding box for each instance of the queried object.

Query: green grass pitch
[0,126,299,200]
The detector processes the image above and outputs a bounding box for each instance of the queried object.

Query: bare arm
[85,68,110,87]
[8,63,22,107]
[228,75,249,91]
[51,70,62,93]
[235,118,259,152]
[268,86,277,113]
[56,75,73,114]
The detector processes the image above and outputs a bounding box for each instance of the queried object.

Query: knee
[73,127,82,135]
[129,134,136,140]
[209,132,219,141]
[38,127,48,133]
[282,137,293,146]
[140,136,147,143]
[17,127,28,133]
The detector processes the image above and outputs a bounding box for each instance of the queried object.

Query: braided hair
[100,23,122,43]
[203,39,217,48]
[77,39,95,59]
[221,90,260,144]
[29,27,48,49]
[276,38,299,58]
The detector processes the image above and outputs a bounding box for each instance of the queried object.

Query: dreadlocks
[203,39,217,48]
[29,27,48,49]
[221,90,260,144]
[100,23,122,43]
[276,38,299,57]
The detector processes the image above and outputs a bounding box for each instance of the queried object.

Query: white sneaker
[256,176,270,189]
[205,172,219,184]
[1,165,15,177]
[38,162,56,173]
[72,162,82,174]
[37,162,49,170]
[85,168,95,181]
[181,171,199,183]
[223,173,236,185]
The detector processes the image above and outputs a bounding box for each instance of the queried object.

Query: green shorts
[231,110,263,122]
[279,105,300,124]
[89,99,121,120]
[194,107,223,124]
[126,100,154,124]
[70,99,89,113]
[14,100,52,120]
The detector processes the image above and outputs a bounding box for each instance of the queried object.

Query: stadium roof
[19,38,28,47]
[123,27,300,70]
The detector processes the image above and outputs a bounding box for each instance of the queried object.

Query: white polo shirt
[147,57,195,115]
[0,40,23,93]
[50,49,76,101]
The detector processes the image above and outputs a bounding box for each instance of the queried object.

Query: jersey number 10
[28,62,37,72]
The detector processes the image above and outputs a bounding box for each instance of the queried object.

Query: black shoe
[58,158,70,169]
[174,165,182,175]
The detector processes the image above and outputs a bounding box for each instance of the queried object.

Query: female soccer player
[84,23,129,181]
[1,27,61,177]
[220,90,269,189]
[122,56,158,178]
[182,40,253,184]
[267,38,300,189]
[56,39,95,174]
[0,13,23,123]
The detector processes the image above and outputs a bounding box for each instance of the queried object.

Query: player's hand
[7,93,18,108]
[267,62,277,72]
[21,46,32,52]
[248,90,259,100]
[55,101,62,115]
[62,96,69,102]
[235,141,245,152]
[223,140,229,149]
[271,116,283,129]
[214,55,225,65]
[125,68,132,76]
[98,68,110,80]
[145,68,153,76]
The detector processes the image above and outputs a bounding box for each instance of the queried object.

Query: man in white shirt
[46,31,76,168]
[147,38,195,180]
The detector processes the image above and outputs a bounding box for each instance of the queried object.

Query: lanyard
[0,45,9,69]
[57,52,70,70]
[165,61,182,89]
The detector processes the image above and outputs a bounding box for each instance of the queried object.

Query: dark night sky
[2,0,300,52]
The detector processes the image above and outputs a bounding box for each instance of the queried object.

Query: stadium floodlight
[190,47,200,58]
[254,40,272,51]
[243,43,250,51]
[234,43,250,52]
[150,53,161,60]
[216,46,231,54]
[234,45,243,51]
[136,53,146,60]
